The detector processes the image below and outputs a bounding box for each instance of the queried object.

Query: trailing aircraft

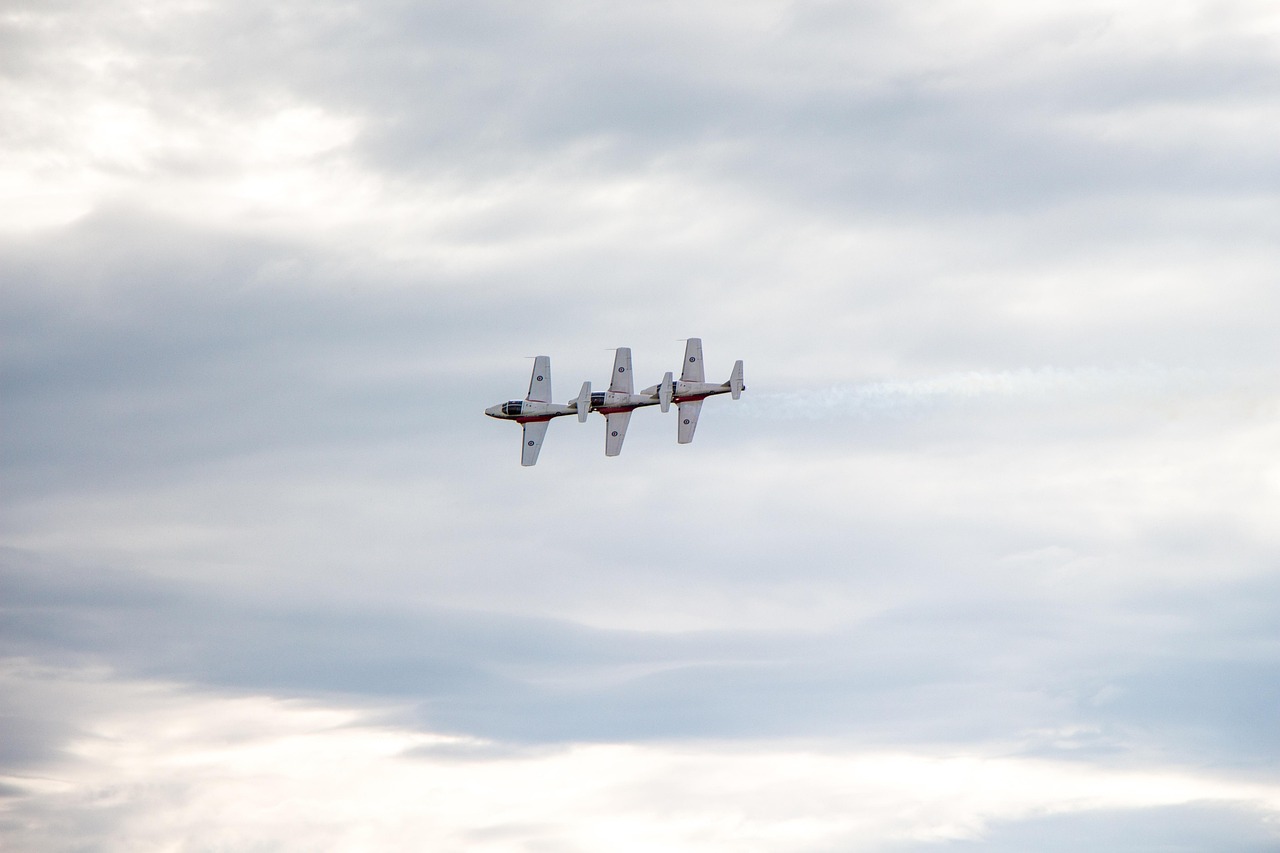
[484,356,590,466]
[642,338,744,444]
[587,347,663,456]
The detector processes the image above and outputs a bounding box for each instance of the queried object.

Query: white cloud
[4,665,1278,852]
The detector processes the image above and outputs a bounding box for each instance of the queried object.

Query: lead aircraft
[641,338,744,444]
[484,356,590,466]
[588,347,662,456]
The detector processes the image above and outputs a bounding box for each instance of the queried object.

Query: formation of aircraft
[484,339,744,465]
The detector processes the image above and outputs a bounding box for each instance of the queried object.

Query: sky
[2,0,1279,849]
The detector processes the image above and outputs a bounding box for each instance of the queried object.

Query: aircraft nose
[484,404,501,417]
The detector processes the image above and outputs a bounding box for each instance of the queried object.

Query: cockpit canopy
[501,400,523,416]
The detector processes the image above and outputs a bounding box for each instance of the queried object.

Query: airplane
[485,356,591,466]
[642,338,744,444]
[588,347,663,456]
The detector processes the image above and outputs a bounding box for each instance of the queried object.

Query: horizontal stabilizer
[729,359,744,400]
[659,371,673,413]
[575,381,591,422]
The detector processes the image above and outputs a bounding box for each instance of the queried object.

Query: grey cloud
[0,208,550,494]
[4,546,1277,768]
[890,802,1280,853]
[346,6,1280,218]
[19,0,1277,217]
[10,1,1279,386]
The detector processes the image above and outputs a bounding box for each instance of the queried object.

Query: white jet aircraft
[588,347,663,456]
[485,356,590,466]
[642,338,744,444]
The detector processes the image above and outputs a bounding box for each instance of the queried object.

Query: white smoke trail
[739,365,1214,420]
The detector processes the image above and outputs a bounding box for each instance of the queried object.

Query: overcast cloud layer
[3,1,1280,850]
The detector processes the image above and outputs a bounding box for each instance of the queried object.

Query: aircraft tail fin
[728,360,744,400]
[575,381,591,422]
[659,371,673,413]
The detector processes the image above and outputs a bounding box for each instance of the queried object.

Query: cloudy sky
[3,0,1280,849]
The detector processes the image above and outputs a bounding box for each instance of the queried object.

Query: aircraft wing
[526,356,552,402]
[610,347,634,395]
[604,411,632,457]
[677,399,702,444]
[521,419,551,466]
[681,338,704,383]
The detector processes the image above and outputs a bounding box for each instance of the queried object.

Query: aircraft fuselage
[484,400,577,423]
[673,380,730,403]
[638,379,728,403]
[589,390,659,415]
